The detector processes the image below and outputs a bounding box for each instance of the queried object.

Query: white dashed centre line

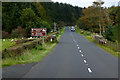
[77,45,78,46]
[78,47,80,49]
[79,50,81,52]
[88,68,92,73]
[84,60,87,63]
[81,54,84,57]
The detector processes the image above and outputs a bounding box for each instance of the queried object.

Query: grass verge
[76,27,119,57]
[2,27,65,67]
[1,39,16,51]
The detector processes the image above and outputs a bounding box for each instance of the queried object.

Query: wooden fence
[94,34,120,52]
[105,41,120,52]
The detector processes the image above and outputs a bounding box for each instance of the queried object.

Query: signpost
[31,28,46,48]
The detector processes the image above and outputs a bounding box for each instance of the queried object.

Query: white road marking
[77,45,78,46]
[74,40,77,43]
[88,68,92,73]
[81,54,84,57]
[79,50,81,52]
[84,60,87,63]
[78,47,80,49]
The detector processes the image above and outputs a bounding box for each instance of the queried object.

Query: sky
[52,0,120,8]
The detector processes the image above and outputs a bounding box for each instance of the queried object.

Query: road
[2,27,118,78]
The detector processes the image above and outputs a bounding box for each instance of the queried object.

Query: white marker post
[50,37,52,42]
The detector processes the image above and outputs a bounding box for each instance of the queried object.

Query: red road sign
[31,28,46,37]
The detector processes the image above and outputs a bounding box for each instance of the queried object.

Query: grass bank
[1,39,16,51]
[76,27,119,57]
[2,27,65,67]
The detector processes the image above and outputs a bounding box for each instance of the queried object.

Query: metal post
[43,36,44,48]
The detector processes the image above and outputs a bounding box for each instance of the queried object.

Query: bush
[2,31,10,39]
[113,24,120,43]
[103,25,114,41]
[2,46,24,58]
[11,26,27,38]
[2,40,39,58]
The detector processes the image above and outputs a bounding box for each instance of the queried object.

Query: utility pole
[99,23,102,35]
[99,5,102,35]
[118,1,120,6]
[54,22,56,32]
[99,1,102,36]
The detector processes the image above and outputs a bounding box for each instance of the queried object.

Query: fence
[105,41,120,52]
[94,34,120,52]
[2,32,58,58]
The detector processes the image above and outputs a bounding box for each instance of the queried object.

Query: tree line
[2,2,83,38]
[77,0,120,43]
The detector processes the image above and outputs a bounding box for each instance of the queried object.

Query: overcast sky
[52,0,120,8]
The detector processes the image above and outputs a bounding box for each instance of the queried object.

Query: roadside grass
[0,39,2,51]
[2,27,65,67]
[1,27,65,52]
[2,42,56,67]
[86,35,119,57]
[96,43,119,57]
[75,27,119,57]
[1,39,16,51]
[85,35,94,42]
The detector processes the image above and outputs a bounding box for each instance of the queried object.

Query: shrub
[11,26,27,38]
[103,25,114,41]
[2,31,10,39]
[113,24,120,43]
[2,46,24,58]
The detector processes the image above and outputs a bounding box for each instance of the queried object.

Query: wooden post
[37,32,38,46]
[43,36,44,48]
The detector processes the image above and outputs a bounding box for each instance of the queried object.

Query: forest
[2,1,120,43]
[2,2,83,37]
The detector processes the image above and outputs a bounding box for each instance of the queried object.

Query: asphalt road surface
[2,27,118,78]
